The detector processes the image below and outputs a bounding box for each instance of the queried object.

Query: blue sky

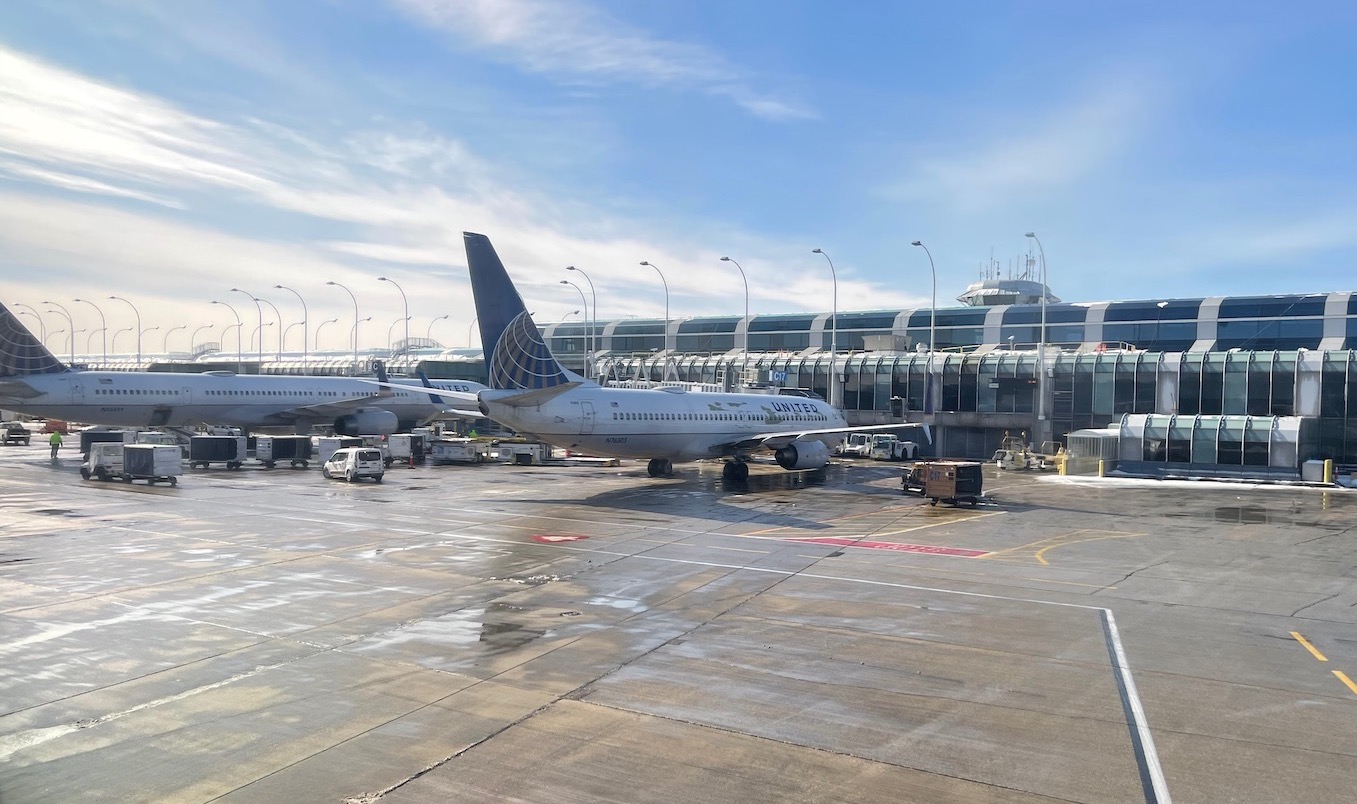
[2,0,1356,353]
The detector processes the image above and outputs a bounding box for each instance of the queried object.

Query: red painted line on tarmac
[789,536,987,557]
[532,534,589,544]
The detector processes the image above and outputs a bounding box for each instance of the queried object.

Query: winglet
[0,302,68,377]
[463,232,584,391]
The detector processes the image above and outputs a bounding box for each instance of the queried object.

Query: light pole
[72,298,108,363]
[426,314,450,342]
[910,241,938,354]
[812,249,839,407]
[719,256,749,375]
[274,284,308,362]
[255,295,283,360]
[314,317,339,350]
[566,266,596,378]
[230,288,263,362]
[14,303,46,341]
[43,300,76,363]
[107,296,142,364]
[349,316,372,356]
[467,316,480,347]
[1154,301,1169,349]
[111,325,134,354]
[211,300,242,362]
[86,329,102,355]
[248,322,272,353]
[141,326,160,354]
[387,316,411,352]
[639,260,670,357]
[1024,232,1049,434]
[378,276,409,355]
[47,329,66,353]
[163,325,186,353]
[326,280,359,368]
[560,281,589,370]
[190,324,214,353]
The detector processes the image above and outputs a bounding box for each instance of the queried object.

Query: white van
[321,447,385,483]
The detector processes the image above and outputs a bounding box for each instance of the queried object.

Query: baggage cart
[189,435,247,469]
[256,435,313,468]
[383,433,426,467]
[315,436,364,464]
[120,445,182,485]
[922,461,983,507]
[430,438,491,464]
[80,429,132,456]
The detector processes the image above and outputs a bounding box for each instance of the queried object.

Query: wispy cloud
[389,0,813,121]
[885,75,1158,213]
[0,42,922,348]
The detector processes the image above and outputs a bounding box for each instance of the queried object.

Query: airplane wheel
[647,459,668,477]
[722,461,749,482]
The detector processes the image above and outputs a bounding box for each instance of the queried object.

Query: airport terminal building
[121,281,1357,472]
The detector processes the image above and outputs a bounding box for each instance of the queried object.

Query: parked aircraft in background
[373,232,925,480]
[0,303,482,435]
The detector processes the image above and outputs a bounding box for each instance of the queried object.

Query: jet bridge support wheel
[646,458,673,477]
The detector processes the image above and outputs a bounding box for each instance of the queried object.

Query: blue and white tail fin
[0,303,67,377]
[464,232,585,392]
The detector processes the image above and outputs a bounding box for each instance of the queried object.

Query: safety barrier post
[1324,459,1333,484]
[1098,459,1105,478]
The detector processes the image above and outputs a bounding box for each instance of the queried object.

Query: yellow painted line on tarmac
[1290,631,1328,662]
[742,508,998,539]
[982,529,1141,565]
[1333,671,1357,697]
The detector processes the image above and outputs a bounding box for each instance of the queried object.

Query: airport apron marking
[789,537,987,557]
[532,534,589,543]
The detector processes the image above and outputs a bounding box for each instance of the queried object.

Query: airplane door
[68,379,84,405]
[580,401,595,435]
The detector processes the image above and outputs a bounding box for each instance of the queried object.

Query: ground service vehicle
[838,433,871,457]
[2,422,30,445]
[902,462,928,494]
[315,436,364,464]
[923,461,984,507]
[869,434,918,461]
[322,447,384,483]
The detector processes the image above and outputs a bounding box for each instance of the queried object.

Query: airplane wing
[720,422,930,452]
[355,379,481,407]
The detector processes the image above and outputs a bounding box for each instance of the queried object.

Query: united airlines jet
[0,305,482,435]
[378,232,924,481]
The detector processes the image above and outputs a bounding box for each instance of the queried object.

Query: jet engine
[774,439,831,470]
[334,410,399,436]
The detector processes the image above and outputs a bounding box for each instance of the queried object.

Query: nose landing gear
[646,458,673,477]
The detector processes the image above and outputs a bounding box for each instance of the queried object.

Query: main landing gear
[646,458,673,477]
[721,460,750,482]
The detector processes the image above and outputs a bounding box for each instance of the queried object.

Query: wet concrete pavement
[2,446,1355,802]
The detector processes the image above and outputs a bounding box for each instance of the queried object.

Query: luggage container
[120,445,182,485]
[256,435,313,468]
[429,438,491,464]
[498,441,549,465]
[189,435,247,469]
[315,436,364,464]
[80,429,132,456]
[922,461,983,507]
[384,434,426,467]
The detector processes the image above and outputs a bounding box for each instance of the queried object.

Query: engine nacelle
[334,410,399,436]
[774,439,831,470]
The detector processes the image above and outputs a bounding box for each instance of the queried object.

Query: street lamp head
[1024,232,1036,238]
[811,248,822,254]
[378,276,391,283]
[559,280,569,285]
[639,261,651,266]
[911,241,923,247]
[326,281,337,286]
[1156,301,1169,309]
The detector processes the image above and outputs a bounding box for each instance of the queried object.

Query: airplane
[0,303,484,435]
[370,232,926,481]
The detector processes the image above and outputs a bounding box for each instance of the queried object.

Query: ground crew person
[49,430,63,459]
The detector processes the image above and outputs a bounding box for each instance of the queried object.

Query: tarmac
[2,443,1355,803]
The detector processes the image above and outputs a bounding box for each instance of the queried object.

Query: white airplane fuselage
[0,370,480,431]
[481,385,846,461]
